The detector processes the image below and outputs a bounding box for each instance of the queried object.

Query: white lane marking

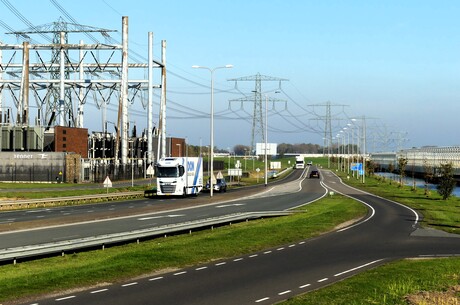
[174,271,187,276]
[299,283,311,289]
[26,209,51,213]
[233,258,243,262]
[299,241,305,245]
[318,278,328,282]
[122,282,138,287]
[255,297,270,303]
[288,244,296,248]
[56,295,76,301]
[334,259,384,277]
[149,276,164,281]
[196,266,208,271]
[138,216,164,220]
[138,214,185,221]
[91,288,108,294]
[249,254,258,258]
[215,262,226,266]
[264,251,272,254]
[216,203,245,208]
[278,290,291,295]
[277,247,285,251]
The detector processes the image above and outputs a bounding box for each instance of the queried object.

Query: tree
[398,157,408,187]
[388,163,394,185]
[423,158,433,196]
[233,144,251,156]
[437,162,456,200]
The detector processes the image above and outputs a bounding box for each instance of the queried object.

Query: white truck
[295,156,305,169]
[155,157,203,196]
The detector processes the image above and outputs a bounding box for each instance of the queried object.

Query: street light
[192,64,233,197]
[264,94,269,187]
[263,91,280,187]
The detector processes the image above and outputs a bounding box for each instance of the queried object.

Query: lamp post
[192,64,233,197]
[264,94,268,187]
[129,139,134,187]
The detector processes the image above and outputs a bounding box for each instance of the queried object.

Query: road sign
[228,168,242,176]
[351,163,363,171]
[103,176,112,188]
[103,176,112,194]
[146,165,155,176]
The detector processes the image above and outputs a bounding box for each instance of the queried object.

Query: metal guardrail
[0,211,293,263]
[0,191,145,210]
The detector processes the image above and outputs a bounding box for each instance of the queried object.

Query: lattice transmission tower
[8,17,115,127]
[228,73,288,153]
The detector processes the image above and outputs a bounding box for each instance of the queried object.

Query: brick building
[54,126,88,158]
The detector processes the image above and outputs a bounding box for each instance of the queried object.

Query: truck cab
[155,157,203,196]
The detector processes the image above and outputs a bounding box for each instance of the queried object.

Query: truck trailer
[155,157,203,196]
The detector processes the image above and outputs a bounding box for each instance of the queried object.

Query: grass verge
[281,257,460,305]
[0,194,366,303]
[0,184,147,199]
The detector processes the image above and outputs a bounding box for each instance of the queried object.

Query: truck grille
[160,185,176,193]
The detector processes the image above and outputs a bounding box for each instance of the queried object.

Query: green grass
[282,257,460,305]
[2,158,459,304]
[0,183,147,199]
[0,194,366,302]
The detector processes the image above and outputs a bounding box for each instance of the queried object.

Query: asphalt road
[0,167,320,249]
[10,168,460,305]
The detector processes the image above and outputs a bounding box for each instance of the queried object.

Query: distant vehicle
[295,156,305,169]
[205,177,227,193]
[155,157,203,196]
[307,161,313,166]
[309,170,320,179]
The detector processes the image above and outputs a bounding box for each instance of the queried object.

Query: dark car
[205,178,227,192]
[309,170,320,179]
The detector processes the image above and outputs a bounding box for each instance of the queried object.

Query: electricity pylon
[228,73,288,153]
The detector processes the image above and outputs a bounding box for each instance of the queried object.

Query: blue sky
[1,0,459,152]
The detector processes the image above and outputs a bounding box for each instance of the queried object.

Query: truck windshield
[156,166,178,178]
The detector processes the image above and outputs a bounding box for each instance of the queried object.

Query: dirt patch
[333,217,363,231]
[405,285,460,305]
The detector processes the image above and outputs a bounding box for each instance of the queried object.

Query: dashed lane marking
[255,297,270,303]
[56,295,76,301]
[91,289,108,294]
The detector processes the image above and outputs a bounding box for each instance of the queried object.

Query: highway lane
[0,167,325,250]
[19,168,460,305]
[0,167,303,227]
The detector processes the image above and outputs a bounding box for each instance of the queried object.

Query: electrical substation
[0,16,169,182]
